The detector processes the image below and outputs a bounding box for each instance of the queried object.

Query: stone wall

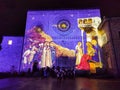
[0,36,23,72]
[110,18,120,75]
[100,17,120,76]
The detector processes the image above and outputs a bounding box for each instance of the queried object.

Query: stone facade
[0,36,23,72]
[99,17,120,77]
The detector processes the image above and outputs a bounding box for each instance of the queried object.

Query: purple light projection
[22,9,102,73]
[0,36,23,72]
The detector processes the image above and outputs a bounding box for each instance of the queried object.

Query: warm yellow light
[97,29,108,47]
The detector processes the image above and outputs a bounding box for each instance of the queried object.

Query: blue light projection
[22,9,102,72]
[0,36,23,72]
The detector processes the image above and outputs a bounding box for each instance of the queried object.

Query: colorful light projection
[76,17,103,73]
[22,9,108,73]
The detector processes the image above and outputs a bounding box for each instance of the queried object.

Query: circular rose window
[57,19,71,32]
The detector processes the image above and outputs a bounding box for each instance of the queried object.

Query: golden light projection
[77,17,108,47]
[30,26,75,57]
[97,29,108,47]
[77,17,107,72]
[60,23,67,29]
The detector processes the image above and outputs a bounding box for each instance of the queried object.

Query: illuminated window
[8,40,12,45]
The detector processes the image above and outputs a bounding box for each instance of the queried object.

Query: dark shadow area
[0,36,3,51]
[0,66,115,80]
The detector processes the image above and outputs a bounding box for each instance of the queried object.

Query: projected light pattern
[57,19,71,32]
[0,36,23,72]
[22,9,107,73]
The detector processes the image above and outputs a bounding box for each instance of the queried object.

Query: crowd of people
[24,61,76,80]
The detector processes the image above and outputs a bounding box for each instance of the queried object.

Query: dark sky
[0,0,120,36]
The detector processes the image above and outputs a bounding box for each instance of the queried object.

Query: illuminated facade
[1,9,117,76]
[21,9,109,74]
[0,36,23,72]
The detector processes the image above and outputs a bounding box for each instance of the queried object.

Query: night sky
[0,0,120,36]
